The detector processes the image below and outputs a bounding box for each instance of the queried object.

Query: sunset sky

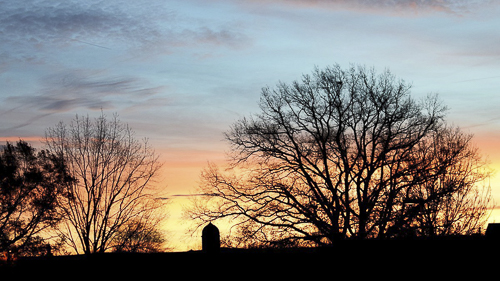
[2,0,500,251]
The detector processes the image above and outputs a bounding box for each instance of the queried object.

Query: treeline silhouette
[1,65,498,275]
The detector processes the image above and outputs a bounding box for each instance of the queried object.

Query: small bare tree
[110,196,168,253]
[391,127,492,237]
[187,64,492,247]
[110,203,167,253]
[45,113,162,254]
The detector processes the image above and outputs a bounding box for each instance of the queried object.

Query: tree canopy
[45,113,163,254]
[0,140,73,256]
[187,64,492,247]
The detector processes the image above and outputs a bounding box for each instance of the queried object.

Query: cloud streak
[5,69,167,114]
[242,0,496,16]
[0,68,171,138]
[0,0,166,48]
[0,0,250,58]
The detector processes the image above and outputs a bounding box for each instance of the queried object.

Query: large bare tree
[187,64,491,247]
[45,113,162,254]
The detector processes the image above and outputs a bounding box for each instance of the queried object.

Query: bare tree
[390,127,491,237]
[187,64,491,247]
[110,197,167,253]
[45,113,162,255]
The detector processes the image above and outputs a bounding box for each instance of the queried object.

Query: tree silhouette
[187,64,491,247]
[110,200,167,253]
[0,140,73,256]
[45,113,162,255]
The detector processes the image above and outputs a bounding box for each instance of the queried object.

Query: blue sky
[2,0,500,249]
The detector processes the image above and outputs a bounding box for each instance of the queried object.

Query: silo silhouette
[202,222,220,253]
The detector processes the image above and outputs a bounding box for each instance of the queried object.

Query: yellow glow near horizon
[2,133,500,252]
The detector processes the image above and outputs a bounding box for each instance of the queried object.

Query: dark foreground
[2,237,499,278]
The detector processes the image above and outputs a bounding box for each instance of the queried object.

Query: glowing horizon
[3,131,498,252]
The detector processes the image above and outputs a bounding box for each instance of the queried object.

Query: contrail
[72,39,112,50]
[454,75,500,83]
[161,193,220,199]
[0,112,53,135]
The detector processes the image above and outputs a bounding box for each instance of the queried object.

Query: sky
[2,0,500,251]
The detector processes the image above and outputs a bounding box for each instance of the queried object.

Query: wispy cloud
[0,1,165,49]
[0,69,171,137]
[5,69,167,113]
[0,0,251,139]
[243,0,496,16]
[0,0,250,59]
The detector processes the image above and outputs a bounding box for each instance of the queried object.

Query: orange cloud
[0,135,44,144]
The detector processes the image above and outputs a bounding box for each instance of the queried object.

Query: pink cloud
[239,0,496,17]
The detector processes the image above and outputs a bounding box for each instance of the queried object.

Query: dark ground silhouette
[2,235,498,278]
